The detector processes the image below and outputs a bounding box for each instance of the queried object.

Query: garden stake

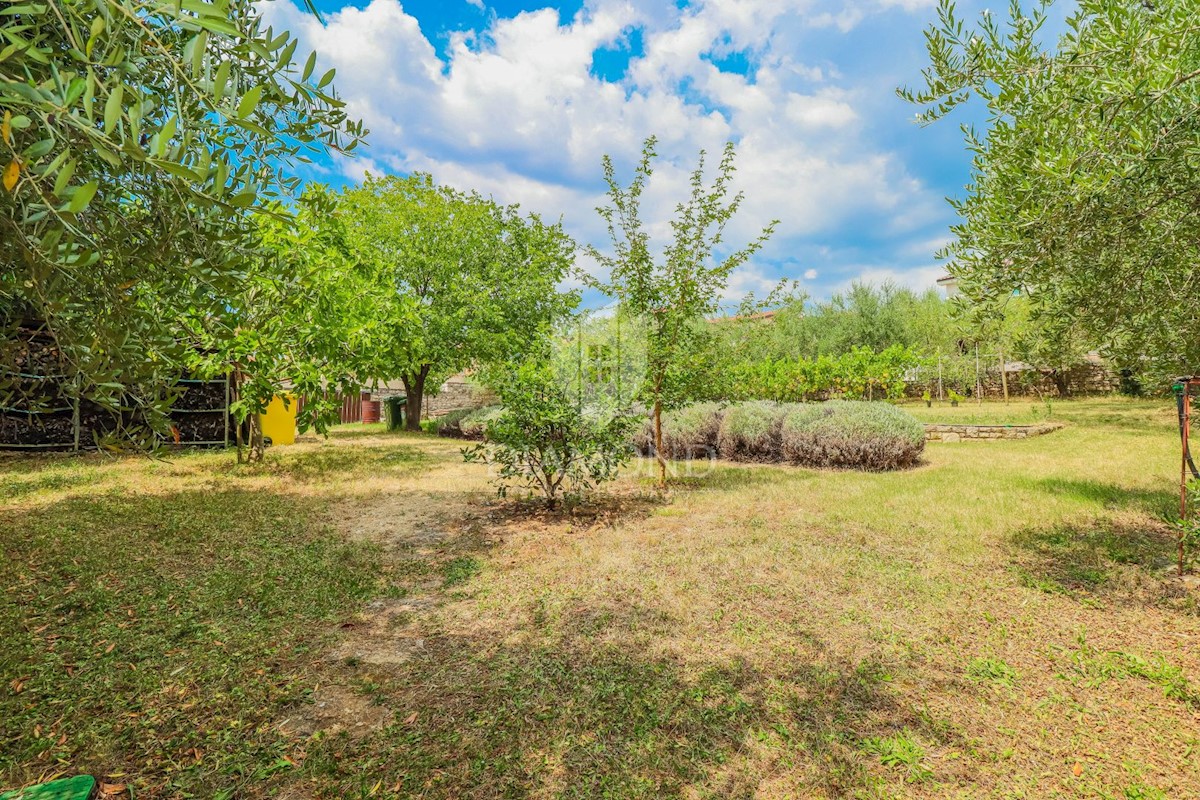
[1175,377,1198,575]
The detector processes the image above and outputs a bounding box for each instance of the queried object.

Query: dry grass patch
[5,400,1200,799]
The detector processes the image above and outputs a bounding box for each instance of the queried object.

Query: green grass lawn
[2,398,1198,798]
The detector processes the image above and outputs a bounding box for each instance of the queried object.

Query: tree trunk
[249,413,266,462]
[653,395,666,490]
[401,366,430,432]
[1052,369,1071,398]
[233,367,245,464]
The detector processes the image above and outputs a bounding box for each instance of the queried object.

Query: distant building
[706,310,778,324]
[936,274,959,297]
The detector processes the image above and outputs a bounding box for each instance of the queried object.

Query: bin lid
[1,776,96,800]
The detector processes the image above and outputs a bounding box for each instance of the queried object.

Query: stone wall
[369,377,495,418]
[925,422,1064,442]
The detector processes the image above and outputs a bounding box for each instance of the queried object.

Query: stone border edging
[925,422,1064,442]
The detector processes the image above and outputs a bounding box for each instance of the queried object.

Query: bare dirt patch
[278,683,392,740]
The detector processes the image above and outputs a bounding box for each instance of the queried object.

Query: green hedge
[633,401,724,459]
[716,401,786,462]
[457,406,503,440]
[435,406,499,439]
[717,345,917,402]
[780,400,925,470]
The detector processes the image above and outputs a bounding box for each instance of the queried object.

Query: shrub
[633,401,724,459]
[457,406,503,440]
[435,407,478,438]
[717,401,786,462]
[464,364,637,509]
[780,400,925,470]
[716,345,918,403]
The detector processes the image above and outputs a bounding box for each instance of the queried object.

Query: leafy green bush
[435,407,480,438]
[717,401,786,462]
[464,364,637,509]
[779,400,925,470]
[717,345,917,403]
[457,406,503,440]
[633,401,724,459]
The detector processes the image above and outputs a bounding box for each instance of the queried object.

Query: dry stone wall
[924,422,1064,442]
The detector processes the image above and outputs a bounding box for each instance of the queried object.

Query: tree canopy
[902,0,1200,382]
[588,136,777,486]
[340,173,578,429]
[1,0,364,418]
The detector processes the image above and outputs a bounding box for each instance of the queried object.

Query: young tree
[901,0,1200,382]
[464,362,638,510]
[188,188,387,461]
[340,174,577,429]
[588,136,777,488]
[1,0,364,423]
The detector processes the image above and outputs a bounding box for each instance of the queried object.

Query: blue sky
[265,0,1001,309]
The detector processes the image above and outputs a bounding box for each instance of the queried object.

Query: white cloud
[263,0,949,300]
[835,264,946,294]
[803,269,819,280]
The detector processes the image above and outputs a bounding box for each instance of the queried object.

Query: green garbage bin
[384,396,406,431]
[1,775,96,800]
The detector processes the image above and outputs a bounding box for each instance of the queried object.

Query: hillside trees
[340,174,578,430]
[902,0,1200,382]
[0,0,364,423]
[588,136,777,487]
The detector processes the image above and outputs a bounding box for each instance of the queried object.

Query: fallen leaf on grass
[403,712,418,725]
[98,782,129,798]
[1072,762,1083,777]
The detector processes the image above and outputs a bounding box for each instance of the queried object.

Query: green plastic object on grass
[384,396,406,431]
[0,776,96,800]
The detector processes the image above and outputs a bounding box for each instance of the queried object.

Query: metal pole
[931,347,940,400]
[72,373,80,452]
[975,343,982,404]
[615,305,621,406]
[999,349,1009,404]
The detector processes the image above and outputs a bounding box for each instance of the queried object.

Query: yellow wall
[259,394,297,446]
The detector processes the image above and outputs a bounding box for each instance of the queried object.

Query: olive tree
[187,187,387,461]
[1,0,365,421]
[901,0,1200,383]
[587,136,777,487]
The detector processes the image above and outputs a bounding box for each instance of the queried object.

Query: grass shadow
[664,463,805,493]
[465,486,665,533]
[294,600,953,799]
[1009,518,1193,611]
[0,465,101,500]
[0,486,384,798]
[226,445,431,483]
[1031,477,1177,517]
